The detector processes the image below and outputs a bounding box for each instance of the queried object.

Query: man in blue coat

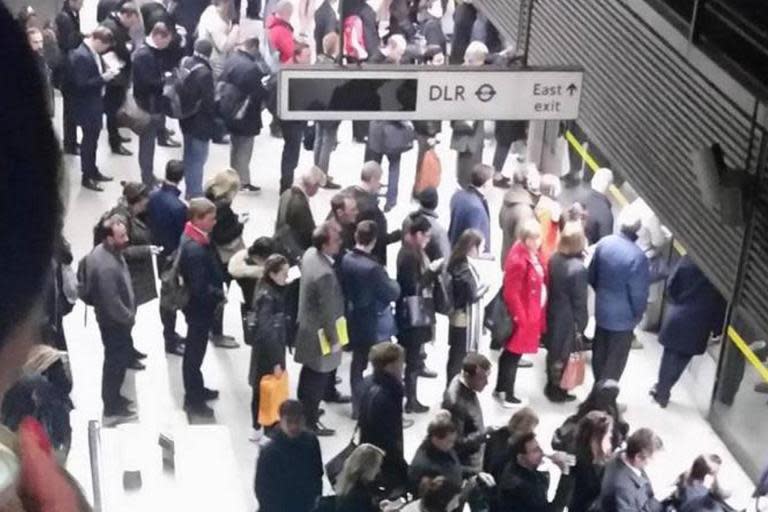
[68,27,117,191]
[449,164,492,255]
[651,256,725,407]
[339,220,401,417]
[588,211,650,385]
[147,160,188,355]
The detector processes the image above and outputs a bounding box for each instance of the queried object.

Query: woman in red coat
[494,218,547,406]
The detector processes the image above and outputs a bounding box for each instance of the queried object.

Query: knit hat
[121,181,148,204]
[417,187,438,210]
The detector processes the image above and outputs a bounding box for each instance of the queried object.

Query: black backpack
[433,263,454,316]
[163,57,205,119]
[76,253,94,306]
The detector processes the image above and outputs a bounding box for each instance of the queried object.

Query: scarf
[183,221,210,246]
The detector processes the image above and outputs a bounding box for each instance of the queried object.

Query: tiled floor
[52,96,759,510]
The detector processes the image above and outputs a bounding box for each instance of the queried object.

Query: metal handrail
[87,420,104,512]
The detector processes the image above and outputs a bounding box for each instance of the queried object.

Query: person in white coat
[196,0,240,78]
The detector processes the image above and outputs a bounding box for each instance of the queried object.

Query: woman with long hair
[673,454,728,512]
[248,254,290,440]
[542,221,588,402]
[445,229,486,387]
[335,443,386,512]
[484,407,540,481]
[567,411,615,512]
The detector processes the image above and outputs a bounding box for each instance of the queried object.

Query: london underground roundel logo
[475,83,497,102]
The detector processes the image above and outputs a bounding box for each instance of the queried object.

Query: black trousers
[655,348,693,402]
[450,2,477,64]
[447,326,467,388]
[297,365,331,427]
[495,350,522,397]
[79,121,101,180]
[183,311,214,403]
[279,120,305,194]
[98,322,133,410]
[352,120,369,142]
[104,84,126,149]
[158,254,179,344]
[397,330,425,403]
[62,89,78,150]
[591,327,634,383]
[350,345,372,415]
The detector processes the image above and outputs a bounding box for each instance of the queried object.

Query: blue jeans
[183,135,210,199]
[368,151,402,209]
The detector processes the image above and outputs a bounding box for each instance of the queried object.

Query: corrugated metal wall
[477,0,768,334]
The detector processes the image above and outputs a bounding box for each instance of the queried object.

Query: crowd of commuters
[0,1,746,512]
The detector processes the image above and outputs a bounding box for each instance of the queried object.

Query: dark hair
[0,1,62,348]
[243,36,260,53]
[417,187,438,210]
[150,21,170,37]
[625,428,662,460]
[427,416,457,439]
[165,159,184,183]
[462,352,491,376]
[407,214,431,236]
[510,431,537,457]
[99,215,126,241]
[248,236,276,259]
[330,192,349,218]
[90,26,114,45]
[574,410,613,464]
[264,254,289,282]
[279,399,304,421]
[369,342,404,372]
[470,164,492,188]
[448,229,483,269]
[311,222,335,250]
[419,477,461,512]
[118,1,138,14]
[355,220,378,247]
[687,454,722,483]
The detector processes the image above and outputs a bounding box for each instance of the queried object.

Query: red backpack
[343,15,368,61]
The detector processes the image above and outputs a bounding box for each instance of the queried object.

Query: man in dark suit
[274,166,325,262]
[449,164,492,255]
[55,0,84,154]
[599,428,663,512]
[314,0,339,53]
[99,0,140,156]
[69,27,117,191]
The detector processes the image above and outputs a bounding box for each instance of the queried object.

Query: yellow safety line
[565,130,768,383]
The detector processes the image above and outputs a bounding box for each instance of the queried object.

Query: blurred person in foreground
[0,4,92,509]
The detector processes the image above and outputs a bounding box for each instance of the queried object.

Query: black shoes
[81,178,103,192]
[649,386,669,408]
[119,134,132,143]
[418,368,438,379]
[212,135,230,145]
[128,360,146,371]
[63,144,80,155]
[93,171,114,182]
[165,342,185,356]
[518,358,534,369]
[311,422,335,437]
[158,136,181,148]
[202,387,220,401]
[104,404,138,420]
[405,400,430,414]
[545,384,577,403]
[324,393,351,404]
[112,144,133,156]
[184,401,215,418]
[320,178,342,190]
[211,334,240,349]
[133,349,147,360]
[240,184,261,192]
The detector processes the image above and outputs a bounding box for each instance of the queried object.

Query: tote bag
[258,371,289,427]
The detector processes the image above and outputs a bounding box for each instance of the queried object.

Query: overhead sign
[277,65,584,121]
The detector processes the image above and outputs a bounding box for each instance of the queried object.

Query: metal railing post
[88,420,104,512]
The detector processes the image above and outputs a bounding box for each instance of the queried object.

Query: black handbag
[325,427,358,486]
[484,286,514,350]
[397,295,435,329]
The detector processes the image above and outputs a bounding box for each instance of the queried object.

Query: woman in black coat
[567,411,614,512]
[445,229,484,387]
[248,255,290,436]
[542,221,589,402]
[396,214,435,413]
[651,256,726,408]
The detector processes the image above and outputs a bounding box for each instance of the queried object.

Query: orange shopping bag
[258,371,289,427]
[413,148,442,196]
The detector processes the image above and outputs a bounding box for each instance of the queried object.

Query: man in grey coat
[294,222,345,436]
[499,168,536,266]
[81,216,137,421]
[599,428,663,512]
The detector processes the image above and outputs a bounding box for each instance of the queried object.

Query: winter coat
[179,55,216,141]
[448,258,480,312]
[196,5,237,77]
[249,280,287,386]
[450,120,484,154]
[336,483,381,512]
[449,187,491,253]
[218,49,267,136]
[339,249,401,348]
[659,256,726,356]
[108,202,157,306]
[569,457,605,512]
[275,186,315,261]
[173,0,209,36]
[294,247,345,372]
[396,243,433,344]
[132,42,165,114]
[582,188,614,246]
[598,454,662,512]
[314,0,340,54]
[345,185,400,266]
[228,249,264,305]
[147,183,187,257]
[54,4,82,89]
[266,14,295,63]
[178,228,225,318]
[499,186,535,265]
[542,253,588,362]
[495,120,527,146]
[255,429,323,512]
[208,199,244,266]
[588,233,650,332]
[401,208,449,262]
[68,43,105,127]
[409,440,463,494]
[442,375,486,475]
[367,121,414,155]
[496,461,551,512]
[503,241,546,355]
[358,371,408,491]
[84,243,136,327]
